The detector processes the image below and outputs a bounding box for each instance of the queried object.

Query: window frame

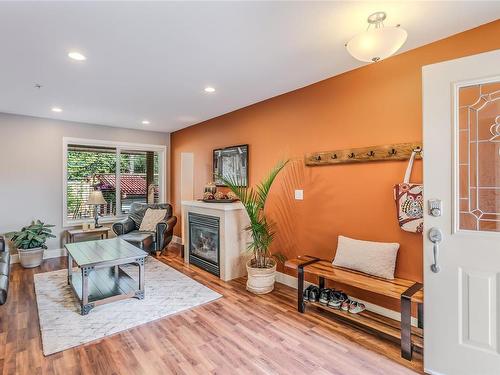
[62,137,167,227]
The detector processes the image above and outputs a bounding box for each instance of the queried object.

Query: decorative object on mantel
[6,220,55,268]
[202,190,239,203]
[203,181,217,195]
[213,144,249,187]
[305,142,422,166]
[219,160,288,294]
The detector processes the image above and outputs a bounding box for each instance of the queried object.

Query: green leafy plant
[218,160,288,269]
[6,220,56,250]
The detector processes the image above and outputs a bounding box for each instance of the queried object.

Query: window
[63,138,166,226]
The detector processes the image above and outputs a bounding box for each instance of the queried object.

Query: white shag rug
[34,257,221,355]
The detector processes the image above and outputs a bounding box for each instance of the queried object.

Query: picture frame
[213,144,249,187]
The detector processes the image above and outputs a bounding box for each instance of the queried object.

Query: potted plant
[6,220,55,268]
[219,160,288,294]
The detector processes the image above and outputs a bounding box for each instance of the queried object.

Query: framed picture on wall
[213,144,248,187]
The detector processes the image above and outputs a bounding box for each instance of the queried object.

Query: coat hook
[388,148,397,156]
[367,150,375,157]
[314,155,322,161]
[331,153,337,159]
[348,152,355,159]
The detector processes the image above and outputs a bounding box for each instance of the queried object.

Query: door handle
[428,227,442,273]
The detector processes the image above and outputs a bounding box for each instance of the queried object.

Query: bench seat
[285,255,423,361]
[285,255,423,303]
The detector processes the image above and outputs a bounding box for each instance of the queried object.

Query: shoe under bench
[285,255,423,361]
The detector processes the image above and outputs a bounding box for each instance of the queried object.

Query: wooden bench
[285,255,423,361]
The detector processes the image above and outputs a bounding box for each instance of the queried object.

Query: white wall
[0,113,170,251]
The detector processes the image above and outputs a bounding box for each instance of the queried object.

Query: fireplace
[188,213,220,276]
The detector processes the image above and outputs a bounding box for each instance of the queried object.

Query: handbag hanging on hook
[393,148,423,234]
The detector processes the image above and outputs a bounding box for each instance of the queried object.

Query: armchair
[0,236,10,305]
[112,203,177,255]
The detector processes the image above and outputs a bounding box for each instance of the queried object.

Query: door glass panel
[458,82,500,232]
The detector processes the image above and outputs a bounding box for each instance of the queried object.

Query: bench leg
[298,266,305,313]
[418,302,424,329]
[401,294,412,360]
[319,276,325,290]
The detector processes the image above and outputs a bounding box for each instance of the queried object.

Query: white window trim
[62,137,167,228]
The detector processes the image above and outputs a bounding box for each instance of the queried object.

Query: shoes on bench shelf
[328,291,348,309]
[347,300,366,314]
[303,285,314,301]
[308,286,320,302]
[319,288,334,305]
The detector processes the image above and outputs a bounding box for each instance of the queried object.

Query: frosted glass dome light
[345,12,407,63]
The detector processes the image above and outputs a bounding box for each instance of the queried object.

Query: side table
[67,227,110,244]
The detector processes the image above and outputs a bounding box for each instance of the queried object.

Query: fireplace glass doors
[188,213,220,276]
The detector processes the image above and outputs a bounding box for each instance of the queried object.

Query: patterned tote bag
[393,150,423,233]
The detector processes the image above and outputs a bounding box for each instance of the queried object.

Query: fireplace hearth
[188,213,220,276]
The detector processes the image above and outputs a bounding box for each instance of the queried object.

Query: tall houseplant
[219,160,288,294]
[6,220,55,268]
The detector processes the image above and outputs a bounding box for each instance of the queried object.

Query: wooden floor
[0,245,423,375]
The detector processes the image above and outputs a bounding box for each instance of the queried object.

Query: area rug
[34,257,221,355]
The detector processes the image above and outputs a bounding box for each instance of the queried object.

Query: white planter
[246,259,277,294]
[18,247,44,268]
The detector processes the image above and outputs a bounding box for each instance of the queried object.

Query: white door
[423,49,500,375]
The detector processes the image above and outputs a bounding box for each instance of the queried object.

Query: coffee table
[65,238,148,315]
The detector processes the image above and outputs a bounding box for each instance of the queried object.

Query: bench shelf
[285,255,424,361]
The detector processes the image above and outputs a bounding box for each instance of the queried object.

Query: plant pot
[246,259,277,294]
[17,247,44,268]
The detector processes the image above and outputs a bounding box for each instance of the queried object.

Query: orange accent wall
[171,20,500,310]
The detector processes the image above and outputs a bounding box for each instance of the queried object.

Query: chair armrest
[112,218,136,236]
[156,216,177,250]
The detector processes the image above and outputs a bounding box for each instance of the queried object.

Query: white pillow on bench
[332,235,400,280]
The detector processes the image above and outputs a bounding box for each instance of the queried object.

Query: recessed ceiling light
[68,51,86,61]
[204,86,216,93]
[141,120,150,125]
[51,107,62,113]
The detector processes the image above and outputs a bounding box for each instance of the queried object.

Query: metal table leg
[67,253,73,285]
[81,266,95,315]
[135,257,145,300]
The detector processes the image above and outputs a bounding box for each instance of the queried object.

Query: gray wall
[0,112,170,252]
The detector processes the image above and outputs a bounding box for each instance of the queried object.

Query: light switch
[294,189,304,200]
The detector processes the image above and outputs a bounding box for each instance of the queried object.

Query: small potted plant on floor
[6,220,55,268]
[219,160,288,294]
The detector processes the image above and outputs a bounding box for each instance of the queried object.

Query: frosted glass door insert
[458,82,500,232]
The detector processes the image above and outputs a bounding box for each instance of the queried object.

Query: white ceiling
[0,2,499,133]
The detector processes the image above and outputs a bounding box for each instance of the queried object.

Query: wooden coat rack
[305,142,422,166]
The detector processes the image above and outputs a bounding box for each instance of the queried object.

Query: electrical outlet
[294,189,304,200]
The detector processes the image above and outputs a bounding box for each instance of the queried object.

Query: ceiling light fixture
[68,51,86,61]
[345,11,407,63]
[204,86,216,93]
[51,107,63,113]
[141,120,150,125]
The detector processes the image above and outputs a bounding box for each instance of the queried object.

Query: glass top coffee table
[65,238,148,315]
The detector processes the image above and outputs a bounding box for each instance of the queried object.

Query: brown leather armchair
[112,203,177,254]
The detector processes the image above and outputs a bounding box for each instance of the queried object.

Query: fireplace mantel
[181,200,250,281]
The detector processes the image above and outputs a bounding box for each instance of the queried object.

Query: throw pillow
[332,235,400,279]
[139,208,167,232]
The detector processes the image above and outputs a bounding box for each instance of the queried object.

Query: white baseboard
[172,235,183,245]
[275,271,419,327]
[10,248,67,264]
[423,369,444,375]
